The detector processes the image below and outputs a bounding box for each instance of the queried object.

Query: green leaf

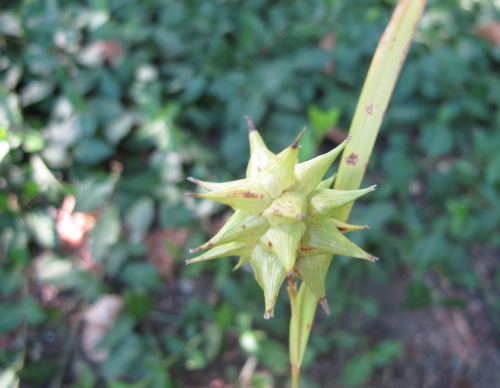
[74,139,114,164]
[159,201,195,227]
[404,278,432,309]
[74,175,117,212]
[0,303,21,334]
[124,197,155,237]
[420,123,453,158]
[308,105,341,141]
[25,211,57,249]
[216,302,235,329]
[409,223,448,273]
[125,291,153,320]
[371,340,401,366]
[185,347,207,370]
[98,315,136,350]
[101,335,143,379]
[23,130,45,153]
[91,204,120,262]
[298,130,316,162]
[119,263,162,289]
[342,354,373,387]
[258,338,289,373]
[0,266,23,295]
[19,80,54,106]
[486,152,500,184]
[22,295,46,325]
[203,323,223,362]
[102,243,129,277]
[105,113,135,145]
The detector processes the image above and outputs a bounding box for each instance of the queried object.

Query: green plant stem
[287,275,300,388]
[288,0,428,385]
[334,0,428,211]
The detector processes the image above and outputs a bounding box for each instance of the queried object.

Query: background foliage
[1,0,500,387]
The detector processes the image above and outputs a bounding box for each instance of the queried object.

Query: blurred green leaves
[342,340,401,387]
[1,0,500,387]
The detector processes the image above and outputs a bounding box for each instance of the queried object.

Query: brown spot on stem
[346,152,358,166]
[242,225,247,229]
[366,104,374,115]
[337,227,347,232]
[241,191,258,198]
[268,241,273,248]
[300,246,315,252]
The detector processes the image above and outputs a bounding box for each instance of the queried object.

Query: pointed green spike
[187,177,228,191]
[294,254,332,315]
[306,185,376,223]
[187,178,272,214]
[315,173,336,190]
[330,218,369,233]
[259,130,305,198]
[245,116,275,178]
[192,210,269,252]
[294,137,351,195]
[186,242,254,264]
[250,244,287,319]
[300,219,378,262]
[261,223,306,272]
[233,256,251,270]
[261,191,308,226]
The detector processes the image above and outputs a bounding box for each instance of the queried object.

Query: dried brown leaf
[475,20,500,45]
[56,196,96,249]
[82,295,124,362]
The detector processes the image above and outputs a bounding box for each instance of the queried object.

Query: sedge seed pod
[187,117,378,318]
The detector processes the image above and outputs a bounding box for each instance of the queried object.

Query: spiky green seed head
[187,117,378,318]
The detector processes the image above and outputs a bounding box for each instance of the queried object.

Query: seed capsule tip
[189,247,202,254]
[370,256,380,263]
[185,259,191,265]
[187,177,199,184]
[364,225,370,229]
[319,297,331,315]
[263,310,273,320]
[185,192,200,198]
[291,127,307,148]
[244,115,257,132]
[369,185,377,191]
